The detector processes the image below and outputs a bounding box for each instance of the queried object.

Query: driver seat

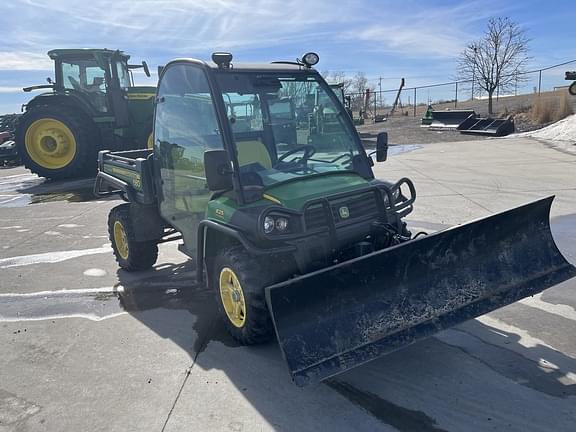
[236,139,272,169]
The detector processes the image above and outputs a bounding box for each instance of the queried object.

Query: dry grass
[557,92,574,120]
[531,95,554,124]
[531,92,574,124]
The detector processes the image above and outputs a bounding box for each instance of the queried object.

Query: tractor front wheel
[211,247,275,345]
[108,203,158,271]
[16,105,97,179]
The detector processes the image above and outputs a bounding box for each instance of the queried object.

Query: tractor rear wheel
[108,203,158,271]
[211,247,275,345]
[16,105,98,179]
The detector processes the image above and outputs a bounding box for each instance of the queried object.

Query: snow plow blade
[265,196,576,386]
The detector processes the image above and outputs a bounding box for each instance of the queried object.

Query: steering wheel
[278,145,316,163]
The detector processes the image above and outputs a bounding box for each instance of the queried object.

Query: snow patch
[516,114,576,144]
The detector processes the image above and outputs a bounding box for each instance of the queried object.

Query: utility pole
[378,77,382,112]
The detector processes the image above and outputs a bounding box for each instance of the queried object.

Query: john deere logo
[339,206,350,219]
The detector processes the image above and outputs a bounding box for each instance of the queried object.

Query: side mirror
[204,150,233,191]
[46,77,53,84]
[142,61,151,77]
[157,65,165,77]
[376,132,388,162]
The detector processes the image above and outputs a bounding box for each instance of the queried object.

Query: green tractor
[95,52,574,386]
[15,48,155,179]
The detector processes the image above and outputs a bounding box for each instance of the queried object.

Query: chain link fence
[346,59,576,118]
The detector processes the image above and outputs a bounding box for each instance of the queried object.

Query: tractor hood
[127,86,156,101]
[262,173,369,210]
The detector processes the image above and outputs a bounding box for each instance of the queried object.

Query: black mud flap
[265,196,576,386]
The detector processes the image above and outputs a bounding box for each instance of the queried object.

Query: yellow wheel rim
[219,267,247,328]
[147,132,154,149]
[24,118,77,169]
[113,221,129,260]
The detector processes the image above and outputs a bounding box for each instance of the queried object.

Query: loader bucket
[265,196,576,386]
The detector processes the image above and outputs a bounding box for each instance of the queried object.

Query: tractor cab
[47,49,151,123]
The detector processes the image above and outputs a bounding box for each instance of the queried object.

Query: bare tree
[349,72,374,113]
[321,71,353,94]
[458,17,530,114]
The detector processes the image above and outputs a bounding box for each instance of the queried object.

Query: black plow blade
[265,196,576,386]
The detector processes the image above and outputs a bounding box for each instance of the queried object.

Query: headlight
[275,217,289,232]
[264,216,275,234]
[262,214,294,235]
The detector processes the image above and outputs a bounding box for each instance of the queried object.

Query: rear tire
[108,203,158,271]
[15,105,98,179]
[211,247,275,345]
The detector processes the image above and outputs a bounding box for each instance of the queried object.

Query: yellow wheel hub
[113,221,129,260]
[147,133,154,150]
[24,118,77,169]
[219,267,247,328]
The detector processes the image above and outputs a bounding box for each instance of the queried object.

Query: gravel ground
[358,116,491,146]
[358,90,576,147]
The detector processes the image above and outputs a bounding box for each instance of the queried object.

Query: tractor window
[61,60,106,92]
[85,66,106,91]
[155,63,224,250]
[115,61,131,90]
[61,59,108,112]
[61,62,81,90]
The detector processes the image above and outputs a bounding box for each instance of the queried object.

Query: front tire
[211,247,275,345]
[108,203,158,271]
[16,105,98,179]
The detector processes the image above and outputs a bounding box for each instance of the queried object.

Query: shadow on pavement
[114,257,576,431]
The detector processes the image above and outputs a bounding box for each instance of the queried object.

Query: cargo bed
[94,149,156,204]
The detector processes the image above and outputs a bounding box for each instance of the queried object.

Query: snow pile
[517,114,576,144]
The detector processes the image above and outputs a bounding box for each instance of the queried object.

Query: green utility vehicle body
[16,48,155,179]
[97,56,403,273]
[96,53,575,387]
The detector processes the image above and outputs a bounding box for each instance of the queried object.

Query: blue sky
[0,0,573,113]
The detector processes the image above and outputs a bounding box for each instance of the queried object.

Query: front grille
[331,192,379,224]
[303,190,380,230]
[304,204,326,230]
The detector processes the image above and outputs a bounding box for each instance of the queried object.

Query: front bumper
[263,178,416,272]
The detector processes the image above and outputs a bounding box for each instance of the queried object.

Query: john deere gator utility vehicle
[95,52,575,386]
[16,48,155,179]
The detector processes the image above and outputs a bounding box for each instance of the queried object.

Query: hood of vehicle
[262,173,369,210]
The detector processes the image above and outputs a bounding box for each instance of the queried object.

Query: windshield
[215,72,365,189]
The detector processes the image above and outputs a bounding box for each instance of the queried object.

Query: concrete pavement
[1,137,575,431]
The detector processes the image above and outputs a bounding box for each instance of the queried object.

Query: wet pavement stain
[388,144,423,156]
[326,380,448,432]
[0,174,104,208]
[1,262,238,353]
